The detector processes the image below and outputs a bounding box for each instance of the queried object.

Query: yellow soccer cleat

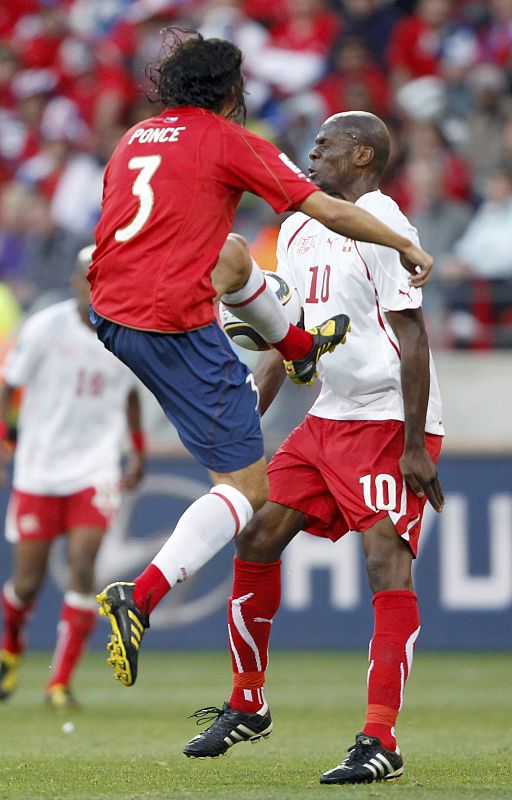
[96,582,149,687]
[45,683,79,710]
[0,650,20,700]
[283,314,351,386]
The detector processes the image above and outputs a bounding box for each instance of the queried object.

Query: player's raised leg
[95,317,269,687]
[98,459,266,687]
[46,514,105,709]
[183,501,303,757]
[214,234,351,384]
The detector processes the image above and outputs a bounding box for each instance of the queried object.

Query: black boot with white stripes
[183,701,272,758]
[320,732,404,784]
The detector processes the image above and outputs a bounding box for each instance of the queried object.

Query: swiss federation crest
[297,234,318,255]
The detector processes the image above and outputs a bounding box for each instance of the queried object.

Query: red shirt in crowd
[89,106,318,333]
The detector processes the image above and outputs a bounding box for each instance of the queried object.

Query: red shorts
[5,485,119,543]
[268,417,442,557]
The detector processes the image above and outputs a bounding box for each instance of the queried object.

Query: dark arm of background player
[253,349,287,416]
[0,383,15,487]
[121,387,146,490]
[385,307,444,512]
[300,192,432,287]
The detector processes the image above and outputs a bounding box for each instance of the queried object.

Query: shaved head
[324,111,391,177]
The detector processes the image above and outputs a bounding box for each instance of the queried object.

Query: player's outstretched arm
[253,349,287,416]
[300,192,433,288]
[385,308,444,512]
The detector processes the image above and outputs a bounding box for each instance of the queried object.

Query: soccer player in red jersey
[90,33,434,688]
[0,247,145,708]
[182,112,445,784]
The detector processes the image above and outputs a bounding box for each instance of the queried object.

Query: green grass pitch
[0,650,511,799]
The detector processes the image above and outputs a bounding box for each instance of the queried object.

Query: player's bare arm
[300,192,433,287]
[385,308,444,512]
[121,388,146,491]
[0,382,15,487]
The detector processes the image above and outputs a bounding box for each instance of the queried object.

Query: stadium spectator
[337,0,399,66]
[316,34,390,118]
[388,0,479,89]
[440,167,512,347]
[391,121,472,214]
[407,157,472,346]
[91,32,432,693]
[0,245,145,708]
[463,64,512,196]
[182,112,444,786]
[478,0,512,66]
[407,158,472,264]
[444,166,512,280]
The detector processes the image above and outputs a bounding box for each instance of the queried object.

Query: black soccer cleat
[283,313,351,386]
[96,582,149,687]
[183,701,273,758]
[320,732,404,785]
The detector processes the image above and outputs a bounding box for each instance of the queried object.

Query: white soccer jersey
[3,300,136,495]
[277,190,444,434]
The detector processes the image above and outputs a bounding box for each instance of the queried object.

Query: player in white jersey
[0,246,145,708]
[183,112,445,784]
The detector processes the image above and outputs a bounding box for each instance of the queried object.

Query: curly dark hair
[146,29,247,122]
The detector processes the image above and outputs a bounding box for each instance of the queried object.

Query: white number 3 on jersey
[115,155,162,242]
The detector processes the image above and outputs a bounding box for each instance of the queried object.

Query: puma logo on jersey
[398,288,413,301]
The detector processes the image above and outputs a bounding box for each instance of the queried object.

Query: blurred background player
[90,31,433,689]
[0,245,145,709]
[182,112,444,785]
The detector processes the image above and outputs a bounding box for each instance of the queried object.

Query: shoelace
[188,706,225,727]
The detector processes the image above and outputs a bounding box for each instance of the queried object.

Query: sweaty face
[307,122,360,195]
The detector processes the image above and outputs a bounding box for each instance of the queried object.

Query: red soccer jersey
[89,106,318,332]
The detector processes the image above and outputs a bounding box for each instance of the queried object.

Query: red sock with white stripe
[47,592,97,689]
[228,558,281,714]
[132,486,254,615]
[362,590,420,751]
[221,262,312,360]
[2,582,33,655]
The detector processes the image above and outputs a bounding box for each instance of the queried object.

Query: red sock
[362,590,420,751]
[272,325,313,361]
[2,583,33,655]
[228,558,281,714]
[48,600,96,688]
[133,563,171,614]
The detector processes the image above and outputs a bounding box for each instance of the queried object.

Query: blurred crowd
[1,0,512,349]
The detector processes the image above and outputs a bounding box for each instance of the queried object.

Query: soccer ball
[220,271,301,351]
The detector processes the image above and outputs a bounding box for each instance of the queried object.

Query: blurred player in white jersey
[0,246,145,708]
[183,112,445,784]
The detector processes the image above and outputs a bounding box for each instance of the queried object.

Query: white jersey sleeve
[356,192,422,312]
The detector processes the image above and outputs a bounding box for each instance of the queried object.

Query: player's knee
[13,576,41,604]
[243,477,269,513]
[69,561,95,594]
[236,515,279,562]
[365,555,413,593]
[220,233,252,292]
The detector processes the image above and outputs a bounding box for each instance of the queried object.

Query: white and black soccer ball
[220,271,301,351]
